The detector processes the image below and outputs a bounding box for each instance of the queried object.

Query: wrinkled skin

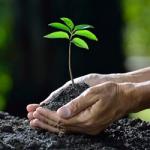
[27,68,150,135]
[27,74,137,135]
[27,73,112,122]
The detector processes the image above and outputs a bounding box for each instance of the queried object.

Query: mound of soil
[0,83,150,150]
[41,83,89,110]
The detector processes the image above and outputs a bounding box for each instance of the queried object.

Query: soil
[0,83,150,150]
[41,83,89,110]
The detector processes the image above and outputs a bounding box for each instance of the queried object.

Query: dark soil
[41,83,89,110]
[0,83,150,150]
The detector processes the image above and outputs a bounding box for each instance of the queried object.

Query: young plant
[44,17,98,88]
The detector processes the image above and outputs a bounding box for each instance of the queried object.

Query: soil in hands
[40,83,89,110]
[0,83,150,150]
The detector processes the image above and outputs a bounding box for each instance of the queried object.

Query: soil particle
[0,83,150,149]
[0,125,13,133]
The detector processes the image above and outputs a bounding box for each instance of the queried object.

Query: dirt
[0,83,150,150]
[41,83,89,110]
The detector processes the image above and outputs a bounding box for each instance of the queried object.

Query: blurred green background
[123,0,150,57]
[123,0,150,71]
[123,0,150,121]
[0,0,149,120]
[0,1,13,110]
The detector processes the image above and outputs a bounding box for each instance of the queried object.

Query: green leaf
[75,24,94,30]
[48,22,70,32]
[60,17,74,30]
[72,37,89,49]
[74,30,98,41]
[44,31,69,39]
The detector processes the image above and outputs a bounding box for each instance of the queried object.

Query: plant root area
[0,83,150,150]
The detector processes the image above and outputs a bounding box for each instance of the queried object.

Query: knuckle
[69,100,79,114]
[88,87,95,94]
[83,87,96,96]
[105,81,117,88]
[30,119,39,127]
[33,111,39,118]
[27,112,32,118]
[86,86,98,96]
[84,118,95,127]
[89,73,100,79]
[57,118,64,124]
[36,107,43,113]
[32,119,39,125]
[102,82,118,97]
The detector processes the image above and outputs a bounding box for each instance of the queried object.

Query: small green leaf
[48,22,70,32]
[60,17,74,30]
[44,31,69,39]
[74,30,98,41]
[72,37,89,49]
[75,24,94,30]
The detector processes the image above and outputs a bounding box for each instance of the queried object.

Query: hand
[26,73,115,121]
[29,82,137,135]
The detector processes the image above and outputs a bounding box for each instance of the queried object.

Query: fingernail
[57,106,71,118]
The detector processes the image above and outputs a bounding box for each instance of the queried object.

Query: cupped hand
[26,73,112,121]
[29,82,137,135]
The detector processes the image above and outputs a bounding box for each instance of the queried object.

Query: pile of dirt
[0,83,150,150]
[41,83,89,110]
[0,111,150,150]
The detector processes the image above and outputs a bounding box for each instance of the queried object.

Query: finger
[33,111,58,127]
[36,107,61,123]
[60,107,93,126]
[57,87,99,118]
[27,112,34,121]
[30,119,59,133]
[26,104,39,112]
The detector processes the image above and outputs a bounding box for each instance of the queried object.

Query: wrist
[118,82,138,113]
[107,73,131,83]
[85,73,132,86]
[133,81,150,112]
[120,81,150,113]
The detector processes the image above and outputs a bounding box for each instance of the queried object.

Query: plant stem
[69,41,75,88]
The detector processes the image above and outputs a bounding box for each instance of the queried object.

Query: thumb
[57,87,98,119]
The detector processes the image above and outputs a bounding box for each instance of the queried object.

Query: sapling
[44,17,98,88]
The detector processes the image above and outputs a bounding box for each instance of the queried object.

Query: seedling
[44,17,98,88]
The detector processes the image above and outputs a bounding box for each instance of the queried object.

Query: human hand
[30,82,137,135]
[26,73,114,121]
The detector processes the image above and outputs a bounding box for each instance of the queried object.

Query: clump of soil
[0,82,150,149]
[41,83,89,110]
